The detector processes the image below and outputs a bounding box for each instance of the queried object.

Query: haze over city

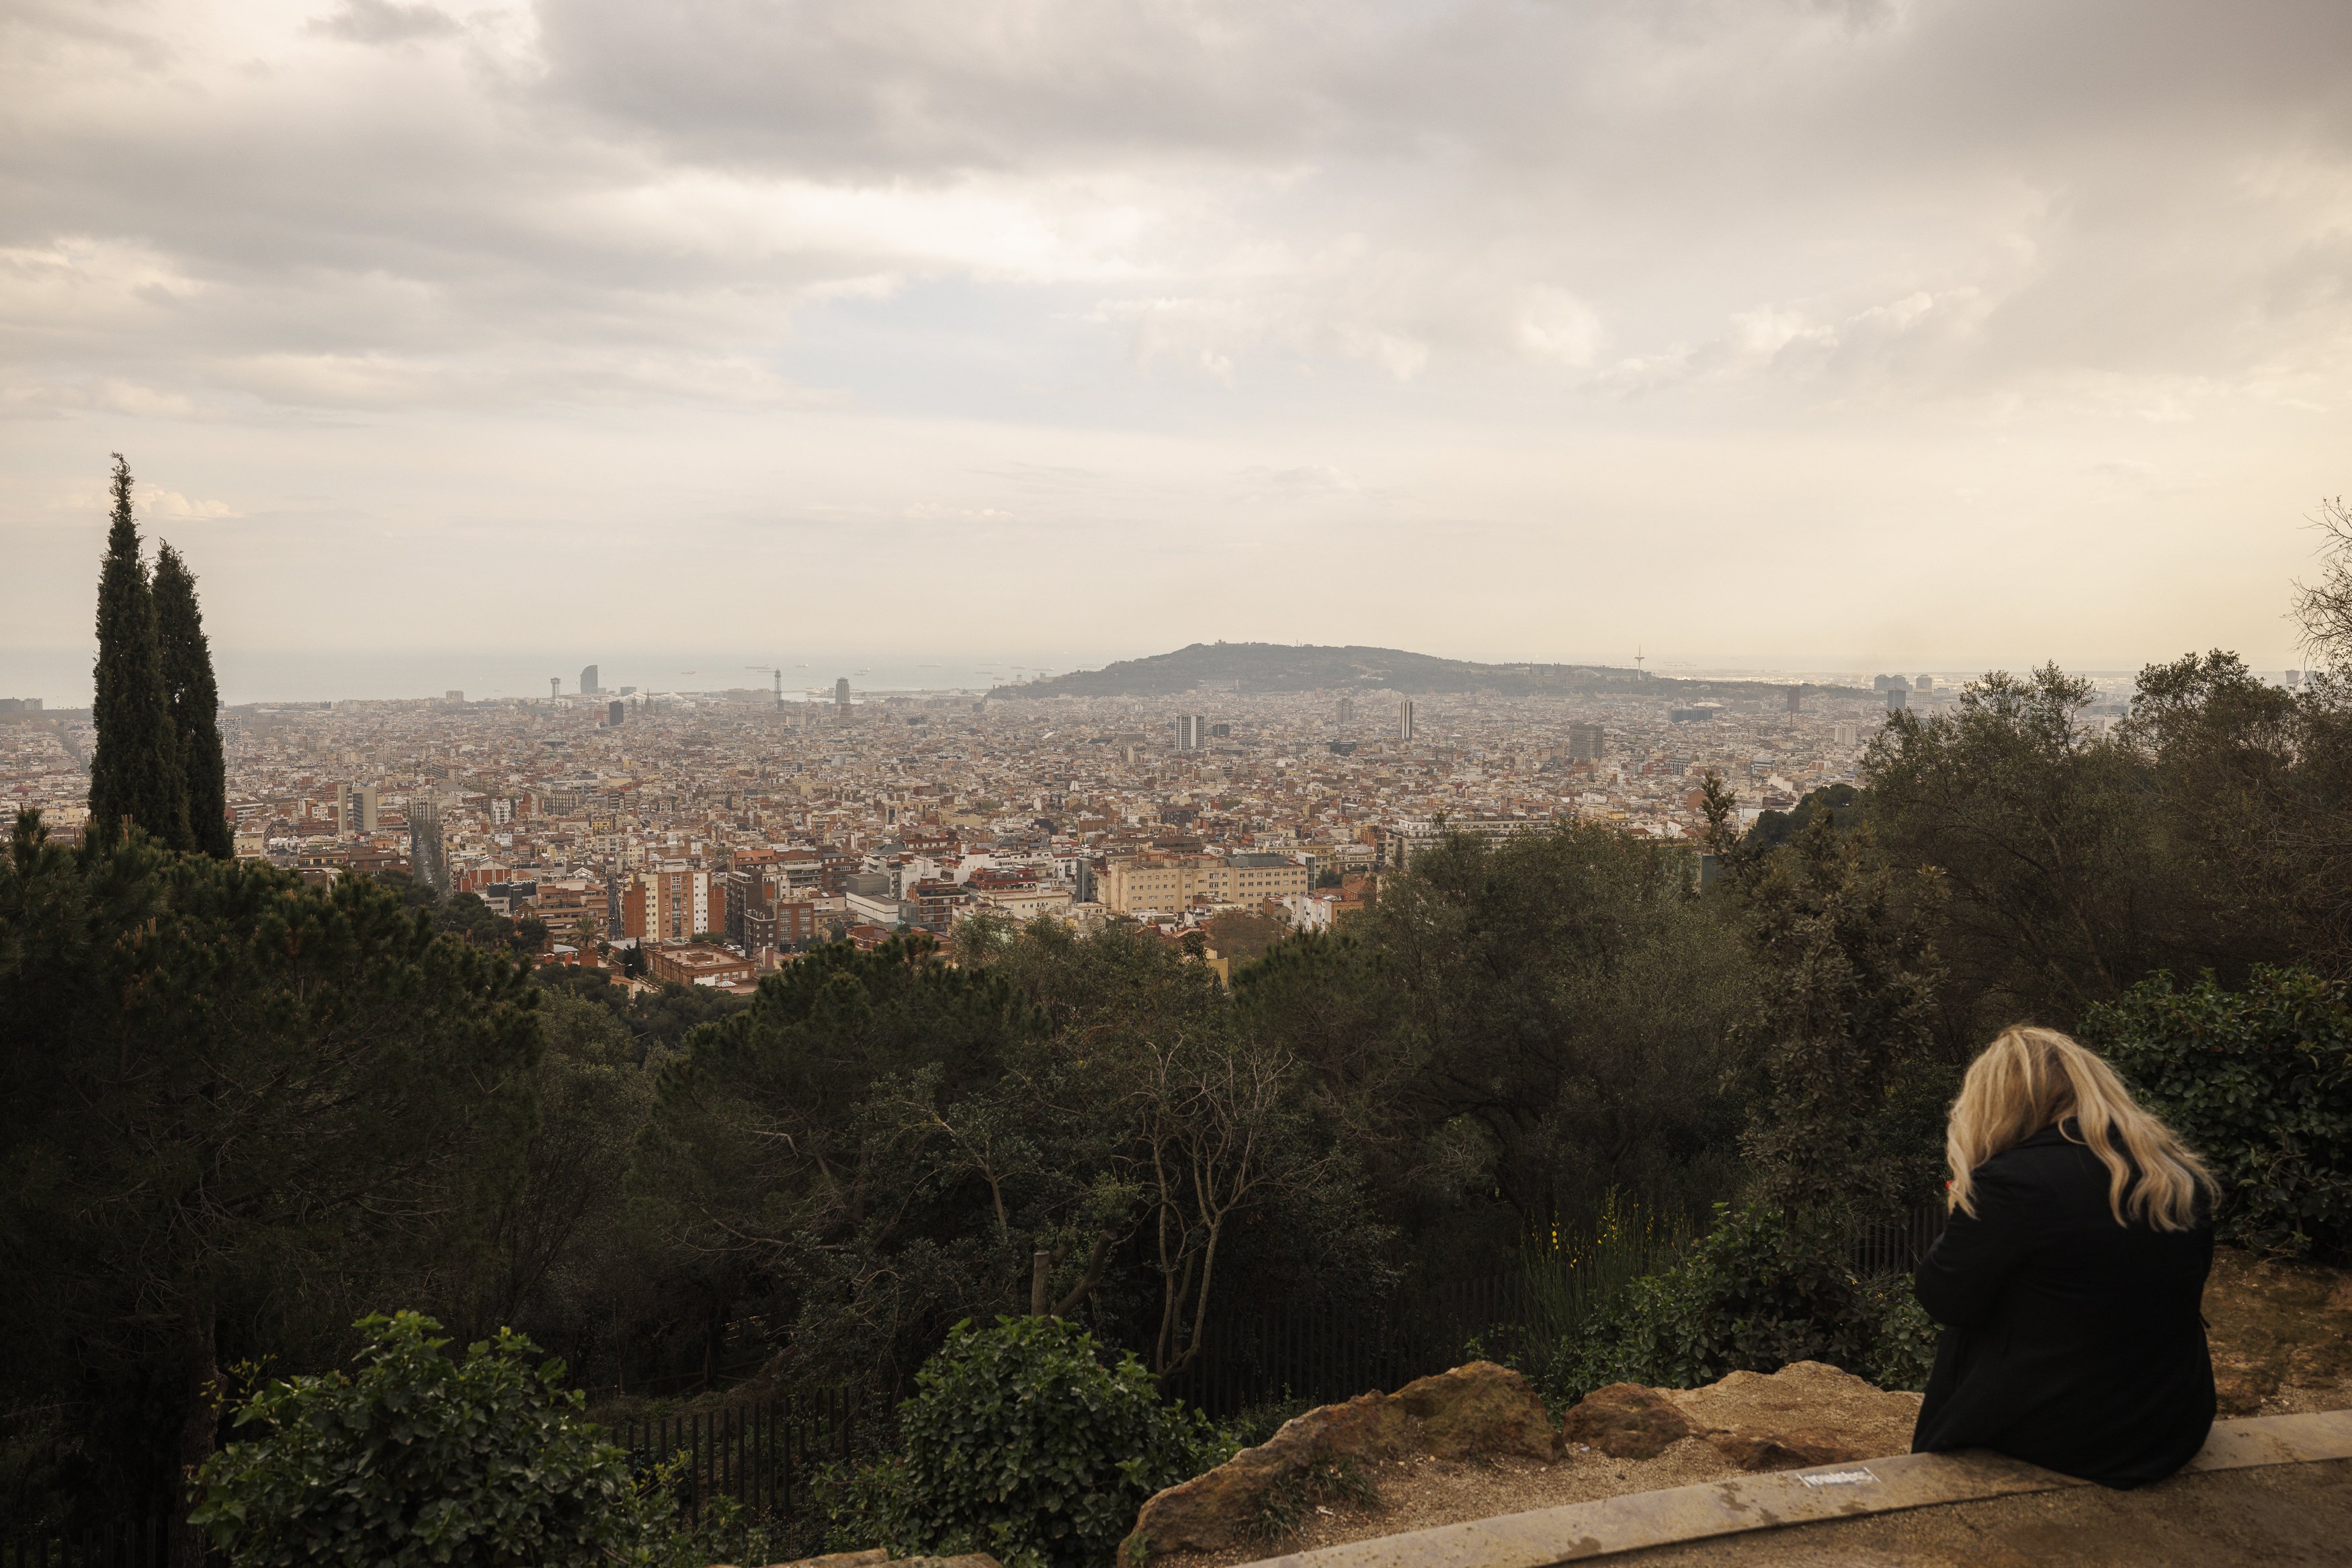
[7,0,2352,699]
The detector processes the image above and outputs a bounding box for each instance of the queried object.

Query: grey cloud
[5,0,2352,424]
[310,0,462,45]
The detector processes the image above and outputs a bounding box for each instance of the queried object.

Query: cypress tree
[87,454,192,851]
[153,541,233,859]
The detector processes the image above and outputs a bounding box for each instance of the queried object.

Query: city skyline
[5,1,2351,679]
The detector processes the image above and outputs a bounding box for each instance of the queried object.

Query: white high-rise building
[1398,699,1416,740]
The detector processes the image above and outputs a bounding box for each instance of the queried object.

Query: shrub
[191,1311,659,1568]
[869,1315,1226,1568]
[1535,1205,1915,1401]
[2081,967,2352,1260]
[1859,1277,1939,1393]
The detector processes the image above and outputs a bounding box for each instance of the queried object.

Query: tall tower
[1336,696,1355,726]
[550,677,561,701]
[835,677,851,714]
[1398,699,1415,741]
[581,664,600,696]
[1174,714,1206,750]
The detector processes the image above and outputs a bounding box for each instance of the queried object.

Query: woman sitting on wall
[1911,1025,2219,1488]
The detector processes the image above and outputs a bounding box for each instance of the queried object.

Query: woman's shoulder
[1972,1125,2088,1192]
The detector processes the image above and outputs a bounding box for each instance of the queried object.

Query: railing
[2,1516,181,1568]
[1165,1201,1949,1418]
[613,1388,859,1524]
[1853,1201,1948,1278]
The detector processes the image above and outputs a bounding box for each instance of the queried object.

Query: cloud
[5,0,2352,668]
[309,0,460,45]
[140,489,240,519]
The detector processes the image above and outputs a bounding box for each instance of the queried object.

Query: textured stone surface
[1123,1364,1552,1563]
[1393,1363,1559,1463]
[1558,1384,1696,1461]
[1704,1425,1864,1473]
[1667,1360,1921,1463]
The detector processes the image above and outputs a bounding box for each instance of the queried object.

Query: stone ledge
[1234,1409,2352,1568]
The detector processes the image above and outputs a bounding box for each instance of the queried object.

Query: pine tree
[87,454,192,851]
[153,541,233,859]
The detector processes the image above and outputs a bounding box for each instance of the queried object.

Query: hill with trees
[1005,642,1867,701]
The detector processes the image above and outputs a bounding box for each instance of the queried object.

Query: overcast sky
[5,0,2351,699]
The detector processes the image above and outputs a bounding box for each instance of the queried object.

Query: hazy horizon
[7,2,2351,673]
[0,640,2267,710]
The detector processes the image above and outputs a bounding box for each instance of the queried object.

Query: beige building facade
[1097,853,1310,914]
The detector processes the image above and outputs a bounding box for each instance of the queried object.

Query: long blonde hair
[1947,1026,2216,1230]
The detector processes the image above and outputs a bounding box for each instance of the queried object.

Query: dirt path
[2205,1247,2352,1416]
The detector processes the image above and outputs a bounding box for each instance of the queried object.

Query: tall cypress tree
[87,454,192,851]
[153,542,233,859]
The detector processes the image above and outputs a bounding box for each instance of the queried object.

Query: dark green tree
[1350,822,1752,1238]
[86,455,190,851]
[151,541,232,859]
[0,810,541,1547]
[1863,665,2176,1033]
[1736,811,1947,1219]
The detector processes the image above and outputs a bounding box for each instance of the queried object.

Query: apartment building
[1096,852,1309,914]
[624,862,726,945]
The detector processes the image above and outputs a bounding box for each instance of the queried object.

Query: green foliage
[1738,783,1864,858]
[86,454,191,852]
[151,540,232,860]
[191,1312,657,1568]
[868,1316,1225,1568]
[2124,652,2352,982]
[0,812,542,1507]
[2081,967,2352,1260]
[1535,1206,1902,1402]
[1251,1454,1374,1544]
[1737,811,1948,1219]
[1335,822,1753,1236]
[1213,1393,1317,1452]
[1861,1278,1939,1393]
[1863,657,2352,1034]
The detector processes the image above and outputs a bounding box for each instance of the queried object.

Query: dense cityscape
[2,658,2140,990]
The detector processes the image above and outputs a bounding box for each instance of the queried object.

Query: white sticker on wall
[1800,1468,1880,1488]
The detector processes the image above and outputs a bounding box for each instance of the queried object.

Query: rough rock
[1667,1360,1923,1463]
[1704,1425,1865,1472]
[744,1553,986,1568]
[1120,1362,1551,1563]
[1557,1383,1695,1460]
[1394,1361,1560,1462]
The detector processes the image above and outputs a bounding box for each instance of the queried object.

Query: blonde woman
[1911,1025,2220,1487]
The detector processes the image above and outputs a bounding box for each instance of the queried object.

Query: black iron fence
[2,1516,179,1568]
[1166,1201,1950,1418]
[3,1392,861,1561]
[9,1207,1950,1544]
[1853,1201,1949,1278]
[612,1388,859,1525]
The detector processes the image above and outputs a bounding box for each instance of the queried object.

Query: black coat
[1910,1121,2214,1488]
